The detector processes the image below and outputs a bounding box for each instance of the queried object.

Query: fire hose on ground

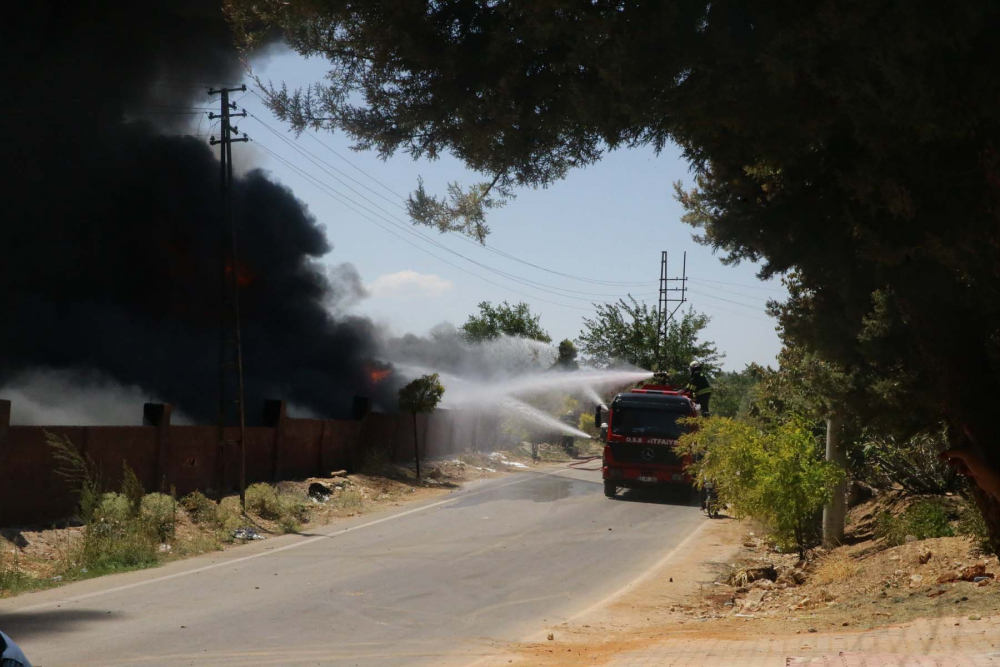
[567,455,603,471]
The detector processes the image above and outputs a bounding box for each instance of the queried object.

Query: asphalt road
[0,466,704,667]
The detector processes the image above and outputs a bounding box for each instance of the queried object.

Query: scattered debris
[728,566,777,586]
[233,527,265,541]
[959,564,991,581]
[737,588,769,612]
[776,568,806,587]
[308,482,333,501]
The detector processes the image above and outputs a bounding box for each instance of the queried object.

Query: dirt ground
[480,494,1000,666]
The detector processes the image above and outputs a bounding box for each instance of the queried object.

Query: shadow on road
[1,609,120,642]
[614,486,700,507]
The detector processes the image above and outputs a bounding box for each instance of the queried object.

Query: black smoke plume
[1,1,393,423]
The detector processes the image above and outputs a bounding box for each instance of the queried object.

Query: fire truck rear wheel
[603,480,617,498]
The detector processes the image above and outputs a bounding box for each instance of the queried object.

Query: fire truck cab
[597,385,699,498]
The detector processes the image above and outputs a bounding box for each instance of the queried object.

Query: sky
[207,49,786,372]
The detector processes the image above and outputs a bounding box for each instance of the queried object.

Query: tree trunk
[822,416,847,548]
[412,412,421,480]
[936,338,1000,557]
[899,292,1000,558]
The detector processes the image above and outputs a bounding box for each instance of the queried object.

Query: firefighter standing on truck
[686,361,712,415]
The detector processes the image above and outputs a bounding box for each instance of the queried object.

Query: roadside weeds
[1,441,572,598]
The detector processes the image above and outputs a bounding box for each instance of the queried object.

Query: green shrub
[875,499,954,546]
[93,492,132,526]
[275,490,310,534]
[46,430,102,523]
[0,547,45,596]
[141,493,177,542]
[958,500,995,555]
[577,412,597,437]
[78,522,159,573]
[676,415,843,556]
[331,487,365,513]
[181,491,218,525]
[246,483,282,520]
[77,493,160,573]
[45,433,171,576]
[215,497,245,539]
[120,464,145,517]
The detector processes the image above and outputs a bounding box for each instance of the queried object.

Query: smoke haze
[1,1,393,423]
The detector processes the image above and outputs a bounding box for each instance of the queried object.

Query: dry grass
[1,448,552,598]
[697,528,1000,632]
[810,550,864,586]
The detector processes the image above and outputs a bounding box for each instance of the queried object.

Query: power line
[251,139,598,312]
[121,110,208,116]
[250,88,408,202]
[249,110,410,214]
[689,280,772,303]
[247,88,655,289]
[449,233,656,287]
[254,136,610,305]
[694,301,775,324]
[247,114,656,302]
[688,288,770,312]
[690,276,786,293]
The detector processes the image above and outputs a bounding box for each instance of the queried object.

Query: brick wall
[0,398,498,527]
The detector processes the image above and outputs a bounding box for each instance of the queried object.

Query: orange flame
[369,368,392,384]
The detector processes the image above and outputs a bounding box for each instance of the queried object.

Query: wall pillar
[264,399,287,481]
[0,399,10,470]
[145,403,173,493]
[351,396,372,471]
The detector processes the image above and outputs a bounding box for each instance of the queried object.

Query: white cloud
[368,270,454,298]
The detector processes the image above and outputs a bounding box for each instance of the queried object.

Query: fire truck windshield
[611,407,686,439]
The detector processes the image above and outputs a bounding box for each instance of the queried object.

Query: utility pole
[209,85,249,509]
[822,415,847,547]
[655,251,688,365]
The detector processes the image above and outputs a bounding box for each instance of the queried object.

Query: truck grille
[608,442,683,466]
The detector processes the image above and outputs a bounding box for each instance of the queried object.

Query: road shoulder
[473,515,1000,667]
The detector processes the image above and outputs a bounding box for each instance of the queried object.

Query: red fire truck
[596,384,699,498]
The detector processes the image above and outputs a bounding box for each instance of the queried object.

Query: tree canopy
[577,299,721,377]
[552,339,579,371]
[398,373,445,415]
[228,1,1000,549]
[458,301,551,344]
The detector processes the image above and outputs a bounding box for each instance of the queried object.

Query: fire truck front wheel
[603,480,617,498]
